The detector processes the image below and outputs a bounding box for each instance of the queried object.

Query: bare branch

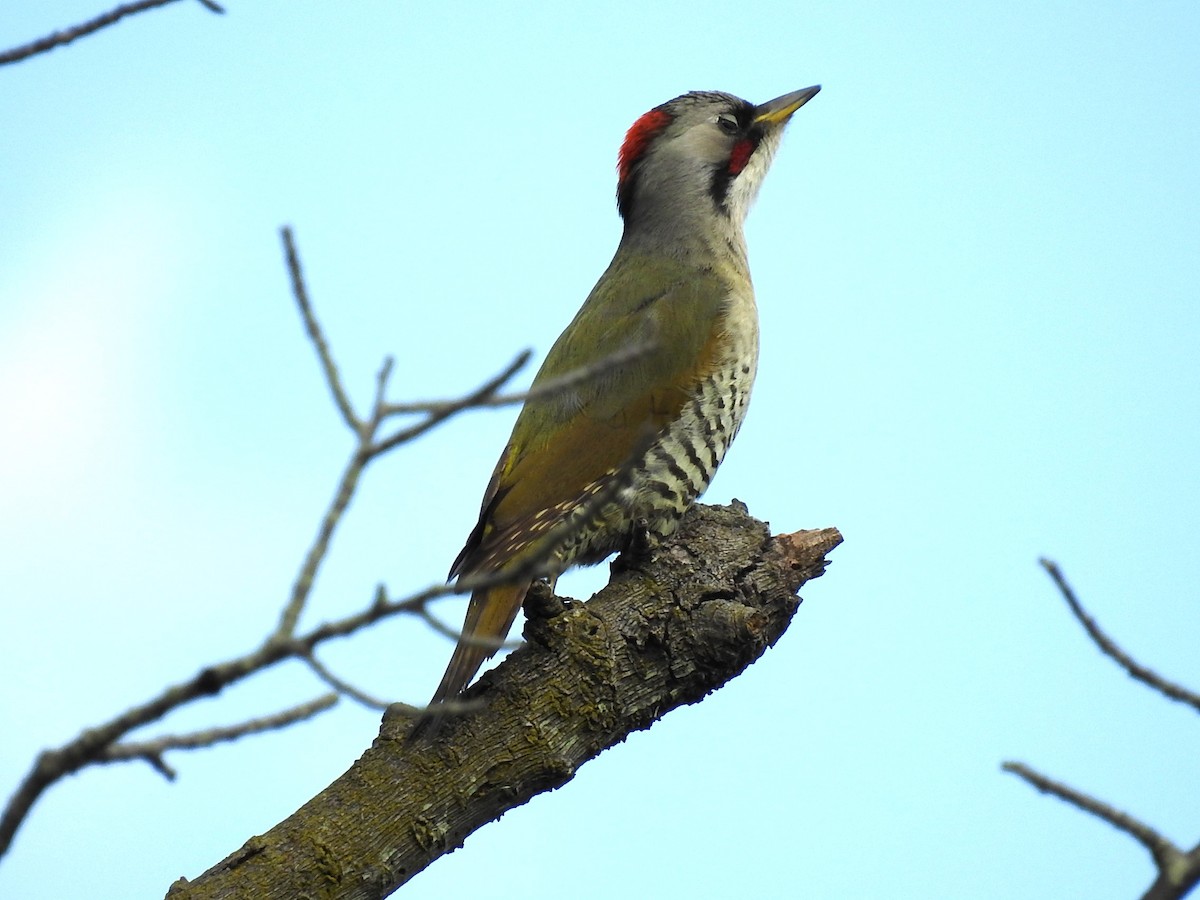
[273,443,368,638]
[294,554,584,652]
[415,606,522,652]
[142,753,178,781]
[1143,845,1200,900]
[166,506,844,898]
[366,350,531,458]
[301,652,390,711]
[1002,761,1176,865]
[372,355,395,420]
[102,694,338,769]
[381,338,654,416]
[0,505,612,858]
[281,226,360,434]
[0,0,223,67]
[1008,562,1200,900]
[273,225,367,637]
[0,231,534,858]
[368,338,654,461]
[1002,760,1200,900]
[0,652,341,857]
[1040,558,1200,714]
[0,226,748,871]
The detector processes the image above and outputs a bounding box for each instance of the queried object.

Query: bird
[414,85,819,735]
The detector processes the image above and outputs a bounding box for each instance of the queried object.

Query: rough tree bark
[166,502,842,900]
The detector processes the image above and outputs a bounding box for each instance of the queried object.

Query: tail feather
[409,581,531,739]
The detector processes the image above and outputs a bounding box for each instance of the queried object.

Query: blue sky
[2,1,1198,897]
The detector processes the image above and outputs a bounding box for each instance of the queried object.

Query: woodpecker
[417,86,819,731]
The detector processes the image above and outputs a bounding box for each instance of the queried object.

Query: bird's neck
[617,194,751,281]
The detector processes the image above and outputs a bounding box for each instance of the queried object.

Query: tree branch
[301,653,390,712]
[271,228,532,639]
[1001,761,1200,900]
[1039,558,1200,714]
[0,0,224,67]
[282,226,359,435]
[365,351,530,458]
[1001,761,1175,865]
[380,338,654,417]
[0,540,553,859]
[0,227,536,861]
[1,227,823,875]
[101,694,339,778]
[1143,846,1200,900]
[1004,561,1200,900]
[165,503,843,899]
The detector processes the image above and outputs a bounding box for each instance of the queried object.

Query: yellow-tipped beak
[753,85,821,126]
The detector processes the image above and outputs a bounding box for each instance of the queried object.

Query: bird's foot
[523,580,568,621]
[612,517,656,573]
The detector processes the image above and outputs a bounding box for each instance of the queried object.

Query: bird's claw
[523,580,567,620]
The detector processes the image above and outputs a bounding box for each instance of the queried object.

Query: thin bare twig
[1008,562,1200,900]
[273,232,530,638]
[302,652,390,711]
[1001,761,1177,867]
[0,227,533,859]
[8,528,612,833]
[0,0,224,67]
[0,225,658,863]
[1002,760,1200,899]
[367,350,531,458]
[102,694,338,776]
[282,226,360,434]
[415,606,523,652]
[293,555,564,652]
[0,577,434,857]
[381,338,654,416]
[273,443,369,638]
[372,356,395,418]
[1040,558,1200,714]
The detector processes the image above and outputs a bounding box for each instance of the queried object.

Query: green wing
[452,251,731,576]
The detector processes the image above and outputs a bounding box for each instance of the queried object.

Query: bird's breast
[528,282,760,571]
[628,285,759,536]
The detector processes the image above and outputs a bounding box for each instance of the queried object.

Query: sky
[1,1,1198,897]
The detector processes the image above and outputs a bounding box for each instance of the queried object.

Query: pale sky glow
[0,193,179,516]
[2,3,1199,899]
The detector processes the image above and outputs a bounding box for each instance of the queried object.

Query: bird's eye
[716,114,740,135]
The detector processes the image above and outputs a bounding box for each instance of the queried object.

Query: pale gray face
[617,91,789,227]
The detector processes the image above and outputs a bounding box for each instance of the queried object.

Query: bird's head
[616,86,820,231]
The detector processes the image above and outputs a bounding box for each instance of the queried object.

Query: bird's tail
[409,580,531,740]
